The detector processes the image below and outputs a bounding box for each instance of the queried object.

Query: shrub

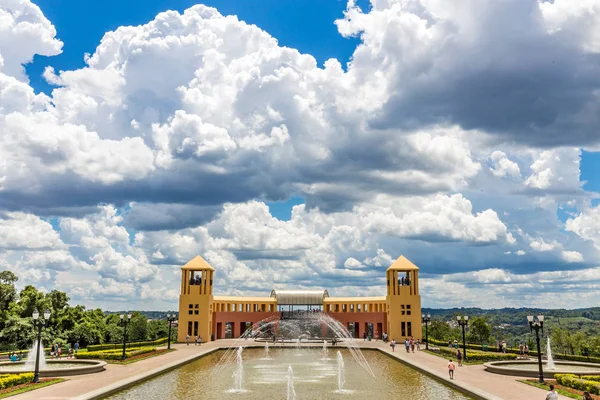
[582,376,600,383]
[86,338,168,352]
[74,347,157,360]
[435,346,517,361]
[0,373,34,389]
[555,374,600,395]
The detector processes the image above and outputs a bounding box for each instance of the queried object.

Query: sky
[2,0,600,311]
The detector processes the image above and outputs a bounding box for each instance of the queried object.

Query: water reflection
[108,348,473,400]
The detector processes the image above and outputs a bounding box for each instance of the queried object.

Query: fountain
[322,340,328,357]
[287,365,296,400]
[336,351,346,393]
[546,337,556,370]
[25,340,47,371]
[0,340,106,377]
[108,347,476,399]
[231,347,245,392]
[215,313,375,377]
[265,341,269,357]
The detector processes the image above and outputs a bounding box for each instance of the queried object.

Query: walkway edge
[376,349,504,400]
[72,344,504,400]
[72,347,220,400]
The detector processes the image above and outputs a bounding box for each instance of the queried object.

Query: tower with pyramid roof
[385,255,423,342]
[177,256,215,342]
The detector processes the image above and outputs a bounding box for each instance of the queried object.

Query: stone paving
[13,339,569,400]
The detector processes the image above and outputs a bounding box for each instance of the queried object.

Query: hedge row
[0,373,34,389]
[74,347,157,360]
[555,374,600,395]
[87,338,168,352]
[434,346,517,362]
[427,339,600,363]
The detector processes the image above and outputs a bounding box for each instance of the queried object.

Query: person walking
[416,339,421,351]
[390,339,396,352]
[186,334,190,346]
[456,349,463,366]
[545,384,559,400]
[448,359,456,380]
[74,341,79,354]
[582,392,592,400]
[199,336,202,346]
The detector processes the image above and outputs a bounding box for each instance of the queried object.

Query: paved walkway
[13,340,568,400]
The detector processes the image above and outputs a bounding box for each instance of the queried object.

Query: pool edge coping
[73,344,503,400]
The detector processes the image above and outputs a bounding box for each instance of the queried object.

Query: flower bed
[74,347,156,360]
[0,373,34,390]
[87,338,168,352]
[555,374,600,395]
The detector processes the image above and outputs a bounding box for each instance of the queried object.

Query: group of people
[389,337,420,352]
[185,335,202,345]
[518,342,530,355]
[50,342,79,359]
[8,352,22,362]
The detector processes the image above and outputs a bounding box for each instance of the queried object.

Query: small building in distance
[177,255,422,343]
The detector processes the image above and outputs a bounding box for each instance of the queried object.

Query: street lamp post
[422,314,431,350]
[527,314,545,384]
[457,315,469,361]
[120,313,132,361]
[32,309,51,383]
[166,313,177,350]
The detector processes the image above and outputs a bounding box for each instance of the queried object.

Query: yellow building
[177,255,422,343]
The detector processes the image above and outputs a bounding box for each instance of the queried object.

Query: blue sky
[3,0,600,310]
[28,0,366,95]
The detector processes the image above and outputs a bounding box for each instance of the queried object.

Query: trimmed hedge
[555,374,600,395]
[434,346,517,362]
[74,347,157,360]
[582,376,600,383]
[0,373,34,389]
[86,338,168,352]
[427,339,600,363]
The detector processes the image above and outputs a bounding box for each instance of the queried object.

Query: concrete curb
[377,349,503,400]
[73,343,502,400]
[73,347,220,400]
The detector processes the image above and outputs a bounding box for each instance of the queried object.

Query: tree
[127,313,148,342]
[467,316,492,345]
[0,271,18,330]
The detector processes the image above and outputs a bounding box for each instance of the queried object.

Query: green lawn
[423,349,487,365]
[105,349,175,365]
[518,380,581,399]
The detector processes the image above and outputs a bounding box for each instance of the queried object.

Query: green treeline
[0,271,176,351]
[425,309,600,356]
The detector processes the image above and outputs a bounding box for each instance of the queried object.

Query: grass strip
[519,379,589,399]
[106,349,175,365]
[422,349,486,365]
[0,378,65,399]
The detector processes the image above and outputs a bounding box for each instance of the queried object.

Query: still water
[107,347,473,399]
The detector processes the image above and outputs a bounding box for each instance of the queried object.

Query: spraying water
[287,365,296,400]
[322,340,328,355]
[213,313,375,378]
[337,351,345,392]
[25,340,46,371]
[265,341,270,357]
[231,347,244,392]
[546,337,556,370]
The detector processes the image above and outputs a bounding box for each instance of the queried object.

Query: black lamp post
[457,315,469,361]
[32,309,51,383]
[167,313,177,350]
[422,313,431,350]
[527,314,545,383]
[119,313,132,360]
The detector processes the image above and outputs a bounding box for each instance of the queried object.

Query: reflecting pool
[107,348,473,399]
